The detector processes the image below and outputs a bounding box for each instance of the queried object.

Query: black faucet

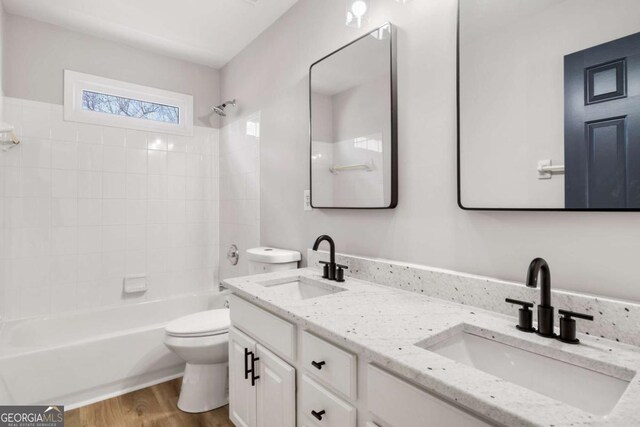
[312,235,346,282]
[525,258,555,337]
[507,257,595,344]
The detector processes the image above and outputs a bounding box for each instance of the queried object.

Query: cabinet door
[256,343,296,427]
[229,327,257,427]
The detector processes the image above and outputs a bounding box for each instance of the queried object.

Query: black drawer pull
[311,360,326,370]
[311,410,326,421]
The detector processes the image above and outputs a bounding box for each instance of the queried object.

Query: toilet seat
[165,309,230,338]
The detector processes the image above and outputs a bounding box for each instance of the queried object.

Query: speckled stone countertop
[223,268,640,427]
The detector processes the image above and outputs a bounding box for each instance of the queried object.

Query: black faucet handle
[318,261,330,279]
[335,264,347,282]
[558,309,594,321]
[558,309,593,344]
[505,298,534,308]
[505,298,535,332]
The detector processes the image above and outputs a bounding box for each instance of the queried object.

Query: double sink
[255,275,634,418]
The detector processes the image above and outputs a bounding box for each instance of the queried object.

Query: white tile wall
[0,97,219,321]
[219,113,261,279]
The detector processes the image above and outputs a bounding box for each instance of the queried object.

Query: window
[64,70,193,135]
[82,91,180,124]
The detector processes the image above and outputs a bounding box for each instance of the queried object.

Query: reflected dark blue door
[564,32,640,208]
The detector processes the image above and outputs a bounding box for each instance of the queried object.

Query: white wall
[218,113,260,279]
[0,97,219,320]
[2,14,221,128]
[221,0,640,302]
[460,0,640,209]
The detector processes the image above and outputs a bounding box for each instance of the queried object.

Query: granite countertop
[223,268,640,427]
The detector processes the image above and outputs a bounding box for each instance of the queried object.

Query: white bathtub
[0,292,228,409]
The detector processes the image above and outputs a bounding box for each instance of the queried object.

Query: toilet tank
[246,247,301,274]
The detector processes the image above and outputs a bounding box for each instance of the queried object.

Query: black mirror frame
[309,22,398,210]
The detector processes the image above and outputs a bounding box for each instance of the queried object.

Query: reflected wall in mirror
[458,0,640,210]
[310,23,397,209]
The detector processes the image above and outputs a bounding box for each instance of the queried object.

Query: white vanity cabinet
[229,327,257,427]
[301,331,357,400]
[229,295,493,427]
[228,326,296,427]
[366,365,492,427]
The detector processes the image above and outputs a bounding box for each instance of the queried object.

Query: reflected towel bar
[330,159,375,174]
[537,159,564,179]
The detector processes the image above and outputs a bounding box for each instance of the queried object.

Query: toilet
[164,309,231,413]
[164,246,300,413]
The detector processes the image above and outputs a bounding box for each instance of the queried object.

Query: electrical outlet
[304,190,312,211]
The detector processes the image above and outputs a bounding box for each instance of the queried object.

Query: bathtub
[0,292,228,409]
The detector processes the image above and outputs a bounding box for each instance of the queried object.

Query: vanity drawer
[229,295,295,360]
[300,374,356,427]
[367,365,491,427]
[301,331,357,400]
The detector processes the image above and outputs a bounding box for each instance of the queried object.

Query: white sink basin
[257,277,346,301]
[418,325,631,416]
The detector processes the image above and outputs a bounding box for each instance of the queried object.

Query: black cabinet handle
[244,348,251,380]
[250,354,260,386]
[311,360,326,370]
[244,348,260,385]
[311,410,326,421]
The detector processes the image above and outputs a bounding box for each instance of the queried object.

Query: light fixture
[345,0,370,29]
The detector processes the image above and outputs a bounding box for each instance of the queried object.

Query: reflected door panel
[564,32,640,209]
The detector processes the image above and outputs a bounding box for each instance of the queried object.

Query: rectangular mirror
[310,23,397,209]
[458,0,640,210]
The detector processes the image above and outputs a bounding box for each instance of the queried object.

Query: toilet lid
[165,309,230,337]
[246,247,301,263]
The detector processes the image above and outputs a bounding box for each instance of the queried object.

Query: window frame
[64,70,194,136]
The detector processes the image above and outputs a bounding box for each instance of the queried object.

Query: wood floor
[65,379,234,427]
